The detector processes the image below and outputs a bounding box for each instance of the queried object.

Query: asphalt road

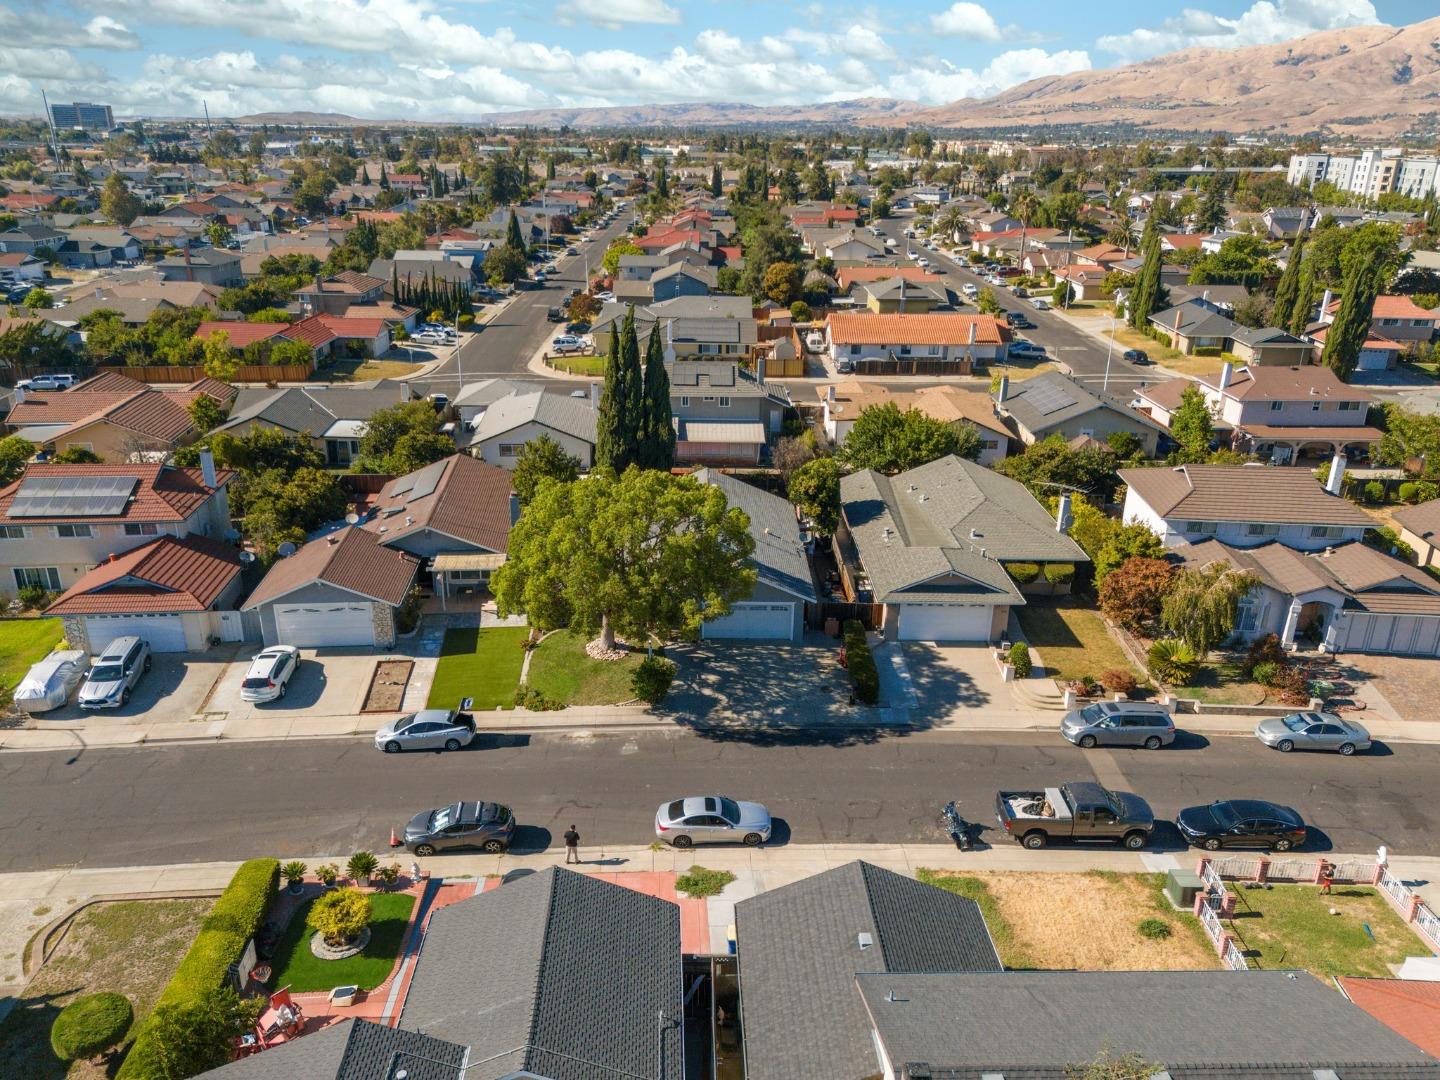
[0,729,1432,871]
[411,211,638,395]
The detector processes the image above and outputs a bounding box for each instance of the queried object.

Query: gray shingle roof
[1150,299,1243,339]
[856,970,1440,1078]
[471,388,598,445]
[736,861,1001,1080]
[218,381,410,437]
[997,370,1166,439]
[840,456,1087,603]
[197,1018,466,1080]
[693,469,816,601]
[402,866,683,1080]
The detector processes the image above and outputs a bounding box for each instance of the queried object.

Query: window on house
[927,344,940,356]
[1186,521,1219,535]
[702,395,715,402]
[679,396,690,407]
[0,526,24,539]
[718,396,731,408]
[124,523,160,536]
[55,524,91,538]
[13,567,60,591]
[850,345,862,356]
[1247,523,1282,537]
[1380,317,1399,326]
[1270,401,1283,411]
[498,443,524,458]
[1310,525,1345,540]
[1311,401,1322,411]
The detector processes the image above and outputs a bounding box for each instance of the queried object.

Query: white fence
[1221,937,1248,971]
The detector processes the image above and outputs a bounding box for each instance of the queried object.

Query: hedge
[843,619,880,705]
[117,858,278,1080]
[1005,562,1041,584]
[51,991,133,1062]
[1043,562,1075,585]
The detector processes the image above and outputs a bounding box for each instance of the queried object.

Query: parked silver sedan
[654,796,772,848]
[1255,711,1372,755]
[375,709,477,753]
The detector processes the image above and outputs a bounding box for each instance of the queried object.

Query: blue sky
[0,0,1432,120]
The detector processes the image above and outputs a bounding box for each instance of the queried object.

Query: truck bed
[1000,788,1073,822]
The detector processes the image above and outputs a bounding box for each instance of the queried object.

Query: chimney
[590,381,600,411]
[1056,493,1074,533]
[198,447,218,488]
[1218,361,1233,391]
[13,386,24,404]
[1321,288,1333,322]
[1325,452,1346,496]
[997,375,1009,403]
[183,244,193,282]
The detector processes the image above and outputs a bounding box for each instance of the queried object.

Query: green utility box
[1165,869,1203,910]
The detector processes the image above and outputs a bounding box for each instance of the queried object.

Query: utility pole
[39,89,62,170]
[203,100,213,139]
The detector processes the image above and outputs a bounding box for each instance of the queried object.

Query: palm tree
[1105,222,1138,257]
[936,206,964,245]
[1011,192,1040,267]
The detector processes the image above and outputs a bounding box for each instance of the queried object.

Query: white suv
[240,646,300,703]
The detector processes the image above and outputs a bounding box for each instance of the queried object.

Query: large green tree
[638,324,675,471]
[1160,563,1259,657]
[788,455,841,535]
[995,436,1123,502]
[1271,230,1306,331]
[99,172,142,225]
[1127,216,1163,331]
[0,435,35,485]
[595,309,643,472]
[1168,385,1216,464]
[839,403,982,474]
[493,469,757,651]
[512,433,581,505]
[354,400,448,473]
[1321,223,1405,381]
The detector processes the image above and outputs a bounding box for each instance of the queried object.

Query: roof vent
[404,516,413,526]
[857,931,873,949]
[882,526,893,540]
[969,528,980,540]
[376,526,387,533]
[884,989,908,1004]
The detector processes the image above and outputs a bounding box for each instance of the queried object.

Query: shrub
[1272,663,1311,705]
[51,992,133,1062]
[377,863,401,890]
[457,313,475,331]
[1244,632,1286,675]
[631,655,677,704]
[1008,641,1033,678]
[789,300,812,322]
[1043,562,1075,585]
[1137,918,1173,940]
[1147,638,1199,685]
[514,685,562,710]
[1251,660,1283,687]
[345,851,379,883]
[1069,674,1100,696]
[1415,480,1440,504]
[1100,669,1138,695]
[1006,561,1041,584]
[18,583,49,609]
[1365,526,1416,562]
[843,619,880,705]
[1364,480,1387,504]
[281,861,307,888]
[1399,481,1421,503]
[202,858,278,939]
[309,887,372,946]
[676,866,737,898]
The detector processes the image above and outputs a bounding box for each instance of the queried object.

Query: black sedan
[1175,799,1308,852]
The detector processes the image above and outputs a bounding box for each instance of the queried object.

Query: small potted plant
[281,861,308,896]
[377,863,401,891]
[316,863,340,889]
[346,851,380,887]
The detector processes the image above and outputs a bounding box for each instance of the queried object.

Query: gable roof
[46,534,242,615]
[401,867,682,1080]
[0,463,227,524]
[1119,464,1375,528]
[1150,299,1243,339]
[242,526,420,609]
[998,370,1166,437]
[820,382,1010,440]
[364,454,513,554]
[1200,364,1375,403]
[217,382,409,437]
[1341,978,1440,1060]
[693,469,816,601]
[195,321,289,349]
[736,861,1001,1080]
[827,312,1006,346]
[472,389,598,445]
[194,1018,465,1080]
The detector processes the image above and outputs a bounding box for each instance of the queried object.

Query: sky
[0,0,1433,121]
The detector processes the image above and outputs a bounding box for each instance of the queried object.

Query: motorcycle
[940,800,974,851]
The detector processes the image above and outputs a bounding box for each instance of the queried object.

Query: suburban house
[669,361,789,465]
[214,381,409,466]
[1177,538,1440,657]
[453,378,535,429]
[282,314,392,360]
[612,258,715,304]
[817,382,1012,466]
[995,370,1166,455]
[735,860,1440,1080]
[1119,463,1373,550]
[837,455,1087,641]
[825,312,1009,374]
[0,252,45,281]
[5,373,236,462]
[241,526,420,649]
[46,534,245,655]
[590,296,758,361]
[802,227,887,261]
[693,469,816,640]
[0,223,64,254]
[1202,363,1380,461]
[857,276,948,313]
[1227,325,1316,366]
[1306,321,1406,371]
[0,459,232,602]
[200,867,683,1080]
[1395,498,1440,571]
[361,454,515,601]
[468,388,598,469]
[155,248,243,288]
[1148,300,1242,355]
[835,266,943,294]
[294,271,386,316]
[1323,293,1439,352]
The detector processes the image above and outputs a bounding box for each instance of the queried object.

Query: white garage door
[1357,348,1392,372]
[702,602,796,641]
[897,603,992,642]
[85,613,188,654]
[275,603,375,648]
[1341,613,1440,656]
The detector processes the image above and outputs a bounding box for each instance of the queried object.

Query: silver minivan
[1062,701,1175,749]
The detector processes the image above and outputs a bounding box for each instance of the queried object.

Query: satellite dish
[238,551,256,565]
[345,513,360,525]
[276,541,297,558]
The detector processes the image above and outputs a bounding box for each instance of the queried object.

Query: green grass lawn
[525,630,644,706]
[1014,600,1142,684]
[1173,659,1268,706]
[269,891,416,992]
[547,354,605,375]
[427,627,529,710]
[1225,884,1418,979]
[0,618,64,694]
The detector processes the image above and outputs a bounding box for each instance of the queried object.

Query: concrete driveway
[33,650,236,725]
[203,650,394,722]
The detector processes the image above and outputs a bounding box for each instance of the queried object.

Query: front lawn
[1015,600,1142,685]
[1225,884,1417,979]
[268,891,416,992]
[0,618,65,695]
[525,630,644,706]
[546,354,605,376]
[1172,658,1268,706]
[427,627,529,710]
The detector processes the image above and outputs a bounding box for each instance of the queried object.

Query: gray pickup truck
[994,781,1154,850]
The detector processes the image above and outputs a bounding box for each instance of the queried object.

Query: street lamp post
[1103,309,1117,393]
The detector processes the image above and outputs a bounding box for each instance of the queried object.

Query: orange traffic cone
[389,826,402,848]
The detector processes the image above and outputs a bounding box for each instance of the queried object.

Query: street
[0,728,1430,871]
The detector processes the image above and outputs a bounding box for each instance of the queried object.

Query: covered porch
[1234,425,1383,465]
[426,551,506,609]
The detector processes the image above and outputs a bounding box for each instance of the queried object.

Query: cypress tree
[619,307,644,466]
[639,323,675,471]
[1271,231,1306,332]
[710,163,722,198]
[1320,262,1385,382]
[505,210,525,254]
[1289,258,1316,337]
[594,321,629,472]
[1127,217,1162,331]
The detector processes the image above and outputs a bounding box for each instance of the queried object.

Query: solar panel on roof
[9,474,139,517]
[1024,381,1078,417]
[406,459,447,502]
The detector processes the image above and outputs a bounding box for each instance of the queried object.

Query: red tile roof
[45,534,242,615]
[1163,233,1207,249]
[284,314,387,349]
[1,193,58,210]
[0,252,39,266]
[0,463,229,524]
[1339,978,1440,1058]
[242,526,420,608]
[826,312,1008,346]
[1325,295,1440,321]
[195,321,288,349]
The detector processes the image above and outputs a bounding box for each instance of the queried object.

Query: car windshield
[1282,715,1309,732]
[666,799,685,819]
[392,715,415,732]
[1210,802,1239,829]
[91,664,123,682]
[429,804,458,830]
[718,797,741,823]
[1079,704,1106,723]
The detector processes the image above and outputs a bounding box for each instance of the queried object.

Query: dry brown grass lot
[919,869,1217,971]
[0,898,212,1079]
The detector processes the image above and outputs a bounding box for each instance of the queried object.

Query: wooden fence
[807,601,883,632]
[851,357,974,377]
[97,363,314,384]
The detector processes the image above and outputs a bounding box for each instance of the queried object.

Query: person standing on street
[564,824,580,864]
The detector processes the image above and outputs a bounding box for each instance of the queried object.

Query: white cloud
[930,2,1002,41]
[839,25,895,61]
[0,8,139,49]
[888,47,1091,103]
[1097,0,1381,61]
[569,0,680,28]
